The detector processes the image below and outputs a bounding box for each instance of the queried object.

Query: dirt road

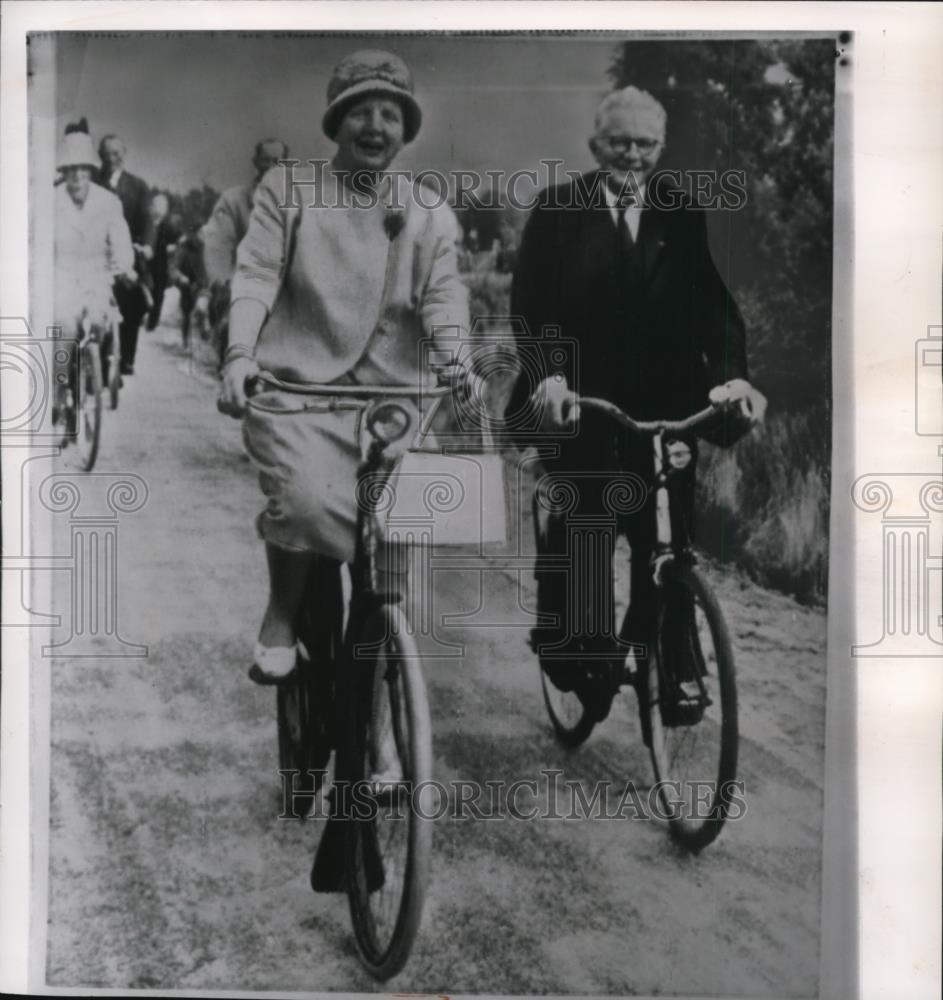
[44,328,827,995]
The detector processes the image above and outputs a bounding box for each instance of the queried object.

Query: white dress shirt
[603,180,646,242]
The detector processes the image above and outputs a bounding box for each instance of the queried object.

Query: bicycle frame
[574,397,728,585]
[650,431,695,585]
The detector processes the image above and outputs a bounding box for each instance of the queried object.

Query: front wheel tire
[77,341,103,471]
[643,564,739,852]
[346,603,432,981]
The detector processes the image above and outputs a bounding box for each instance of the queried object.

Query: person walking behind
[144,192,179,330]
[199,137,289,364]
[96,133,152,374]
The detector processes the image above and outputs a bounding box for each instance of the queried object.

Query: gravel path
[45,326,827,995]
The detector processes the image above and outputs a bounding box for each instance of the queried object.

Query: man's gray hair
[594,87,667,139]
[254,137,289,159]
[98,133,126,154]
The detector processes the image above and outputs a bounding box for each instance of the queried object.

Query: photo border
[2,3,940,999]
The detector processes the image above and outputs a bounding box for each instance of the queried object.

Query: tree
[610,39,837,601]
[610,38,836,411]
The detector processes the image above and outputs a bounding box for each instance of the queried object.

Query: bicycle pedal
[664,684,707,727]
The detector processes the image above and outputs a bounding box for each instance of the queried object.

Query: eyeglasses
[597,135,662,155]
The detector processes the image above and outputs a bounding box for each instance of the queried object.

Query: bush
[696,411,830,603]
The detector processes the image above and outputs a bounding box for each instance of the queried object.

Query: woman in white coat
[54,125,135,333]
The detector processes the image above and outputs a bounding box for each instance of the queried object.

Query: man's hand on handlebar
[534,375,580,432]
[709,378,767,426]
[431,357,485,406]
[217,355,260,418]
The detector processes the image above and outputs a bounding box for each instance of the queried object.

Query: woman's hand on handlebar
[534,375,580,432]
[217,356,260,418]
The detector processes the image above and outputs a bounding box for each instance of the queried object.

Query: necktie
[616,208,634,254]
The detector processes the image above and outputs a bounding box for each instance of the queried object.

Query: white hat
[57,131,98,172]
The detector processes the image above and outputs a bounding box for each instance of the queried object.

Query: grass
[695,411,830,604]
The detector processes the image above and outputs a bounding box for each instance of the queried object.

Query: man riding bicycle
[507,87,766,721]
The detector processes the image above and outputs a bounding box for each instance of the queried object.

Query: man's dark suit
[146,217,180,330]
[96,169,152,370]
[508,169,747,425]
[508,170,748,716]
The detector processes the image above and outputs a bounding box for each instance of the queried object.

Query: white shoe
[249,641,297,685]
[369,727,404,789]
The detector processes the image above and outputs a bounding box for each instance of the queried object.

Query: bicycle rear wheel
[107,325,121,411]
[644,563,738,852]
[277,656,331,815]
[77,341,103,471]
[346,602,432,981]
[538,656,597,747]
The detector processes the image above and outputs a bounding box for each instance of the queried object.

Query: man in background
[145,192,179,330]
[198,137,288,363]
[169,220,207,350]
[96,133,152,374]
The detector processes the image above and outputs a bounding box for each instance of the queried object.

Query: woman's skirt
[243,389,366,564]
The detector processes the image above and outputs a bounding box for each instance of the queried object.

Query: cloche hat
[57,120,98,171]
[322,49,421,144]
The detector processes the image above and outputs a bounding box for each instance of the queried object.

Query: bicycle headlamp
[666,439,693,470]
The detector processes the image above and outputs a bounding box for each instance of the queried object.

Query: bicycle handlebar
[247,370,451,399]
[246,375,734,433]
[571,397,729,435]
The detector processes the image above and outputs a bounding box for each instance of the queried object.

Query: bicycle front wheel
[644,564,738,852]
[345,602,432,981]
[77,341,103,471]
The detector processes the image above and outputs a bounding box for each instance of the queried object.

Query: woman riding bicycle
[217,50,469,684]
[54,122,135,395]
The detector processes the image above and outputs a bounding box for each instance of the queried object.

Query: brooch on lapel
[384,207,406,241]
